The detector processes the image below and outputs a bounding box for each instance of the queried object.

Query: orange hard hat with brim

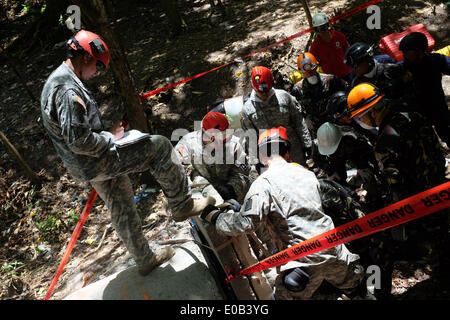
[347,83,384,118]
[258,126,289,147]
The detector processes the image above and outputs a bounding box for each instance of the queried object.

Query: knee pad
[283,267,310,292]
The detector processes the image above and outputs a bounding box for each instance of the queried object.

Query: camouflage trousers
[273,259,364,300]
[90,134,191,267]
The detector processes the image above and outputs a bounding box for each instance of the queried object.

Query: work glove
[200,204,222,225]
[216,184,237,201]
[223,199,241,212]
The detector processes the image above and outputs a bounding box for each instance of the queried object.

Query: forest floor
[0,0,449,300]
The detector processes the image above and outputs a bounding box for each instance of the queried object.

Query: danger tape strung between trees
[140,0,384,100]
[225,181,450,283]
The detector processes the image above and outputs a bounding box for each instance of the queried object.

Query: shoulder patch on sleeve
[74,96,87,112]
[177,145,190,160]
[244,198,253,212]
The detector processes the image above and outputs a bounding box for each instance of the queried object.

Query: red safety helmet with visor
[251,66,274,93]
[202,112,233,143]
[67,30,110,71]
[257,126,290,149]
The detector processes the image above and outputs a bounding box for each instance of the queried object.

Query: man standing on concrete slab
[40,30,215,276]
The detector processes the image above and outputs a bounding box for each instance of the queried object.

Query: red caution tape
[44,189,98,300]
[225,181,450,283]
[140,0,384,100]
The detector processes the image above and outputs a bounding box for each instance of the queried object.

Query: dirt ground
[0,0,449,300]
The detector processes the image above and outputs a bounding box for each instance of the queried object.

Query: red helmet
[67,30,110,68]
[251,66,274,92]
[202,112,233,143]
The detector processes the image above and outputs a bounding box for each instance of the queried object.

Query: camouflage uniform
[240,89,312,165]
[351,61,406,101]
[290,73,349,132]
[215,159,364,299]
[313,125,381,210]
[40,62,191,267]
[371,110,449,298]
[174,130,251,203]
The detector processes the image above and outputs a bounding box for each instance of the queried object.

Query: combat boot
[138,247,175,276]
[172,196,216,222]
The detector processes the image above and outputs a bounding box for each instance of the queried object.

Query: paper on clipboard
[115,130,150,147]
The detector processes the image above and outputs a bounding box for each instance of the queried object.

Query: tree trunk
[73,0,151,133]
[160,0,183,36]
[299,0,314,52]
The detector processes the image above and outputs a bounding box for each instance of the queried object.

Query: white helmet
[312,12,329,28]
[317,122,343,155]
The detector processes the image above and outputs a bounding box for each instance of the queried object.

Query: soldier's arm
[174,137,193,165]
[57,89,115,157]
[288,94,313,149]
[225,143,251,201]
[215,188,267,237]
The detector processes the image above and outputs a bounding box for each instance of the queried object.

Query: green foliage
[1,261,24,276]
[67,209,79,226]
[34,211,62,237]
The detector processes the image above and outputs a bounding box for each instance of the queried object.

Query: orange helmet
[67,30,110,68]
[297,52,319,73]
[258,126,290,148]
[347,83,384,118]
[251,66,274,92]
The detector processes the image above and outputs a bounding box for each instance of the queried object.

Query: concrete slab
[64,241,225,300]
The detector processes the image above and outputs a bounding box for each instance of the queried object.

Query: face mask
[353,117,378,134]
[306,75,319,85]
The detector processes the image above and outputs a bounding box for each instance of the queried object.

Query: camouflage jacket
[40,62,116,181]
[174,130,251,202]
[313,125,378,183]
[240,89,312,165]
[351,61,406,100]
[215,159,359,271]
[375,111,446,202]
[290,73,349,129]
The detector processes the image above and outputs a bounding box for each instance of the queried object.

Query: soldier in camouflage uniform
[40,30,214,276]
[315,122,381,211]
[240,66,312,167]
[290,53,349,133]
[347,83,449,299]
[345,43,407,101]
[174,112,251,203]
[201,127,364,300]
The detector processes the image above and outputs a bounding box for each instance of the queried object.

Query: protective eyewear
[314,24,330,33]
[300,62,318,72]
[96,60,106,72]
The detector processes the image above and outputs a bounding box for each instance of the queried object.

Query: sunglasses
[314,24,330,33]
[96,60,106,72]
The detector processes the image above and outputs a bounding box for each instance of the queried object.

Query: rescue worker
[240,66,312,167]
[309,12,353,81]
[201,127,364,300]
[347,82,449,299]
[291,52,349,133]
[324,91,352,125]
[40,30,215,276]
[399,31,450,145]
[174,111,251,203]
[207,95,250,130]
[315,122,381,211]
[344,42,406,100]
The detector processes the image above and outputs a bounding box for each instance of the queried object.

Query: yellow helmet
[347,83,384,118]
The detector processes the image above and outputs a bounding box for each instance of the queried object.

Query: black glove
[224,199,241,212]
[283,267,310,292]
[200,205,222,225]
[216,184,237,201]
